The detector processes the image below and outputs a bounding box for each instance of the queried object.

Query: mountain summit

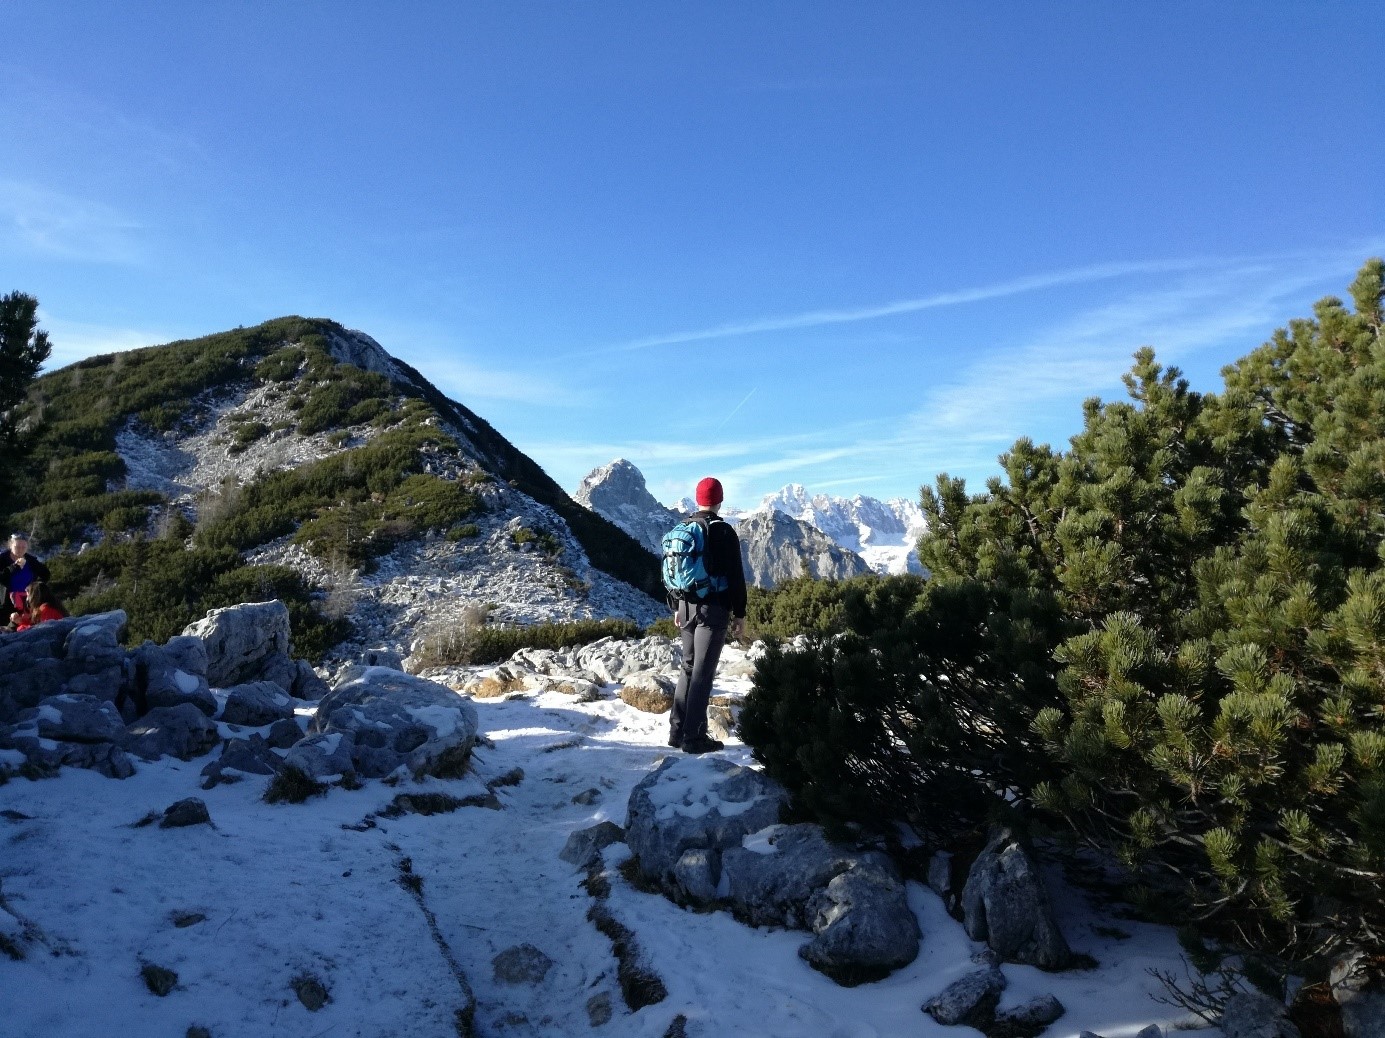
[3,317,663,661]
[572,459,680,555]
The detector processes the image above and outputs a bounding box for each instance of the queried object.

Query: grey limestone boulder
[0,656,68,718]
[307,668,478,778]
[28,694,126,744]
[1331,951,1385,1038]
[182,600,291,688]
[266,717,304,748]
[127,704,220,761]
[625,758,917,985]
[159,797,211,828]
[0,715,135,778]
[625,756,788,888]
[799,857,921,984]
[961,829,1072,969]
[993,994,1067,1035]
[201,735,287,787]
[220,681,296,727]
[64,611,128,669]
[922,966,1007,1028]
[39,740,136,778]
[722,824,861,927]
[719,823,919,983]
[674,848,721,903]
[133,642,216,717]
[255,652,327,699]
[575,636,680,684]
[560,820,626,868]
[1221,991,1301,1038]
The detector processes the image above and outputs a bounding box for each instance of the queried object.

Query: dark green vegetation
[194,425,483,569]
[414,617,644,668]
[741,260,1385,970]
[0,315,659,652]
[0,292,52,495]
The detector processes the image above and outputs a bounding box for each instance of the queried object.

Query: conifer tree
[0,292,51,493]
[743,258,1385,963]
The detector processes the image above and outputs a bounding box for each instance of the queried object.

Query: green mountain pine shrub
[741,259,1385,964]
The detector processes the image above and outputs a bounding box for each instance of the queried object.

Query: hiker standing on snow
[664,477,747,755]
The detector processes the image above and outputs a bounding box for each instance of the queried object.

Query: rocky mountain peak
[735,508,870,588]
[573,459,681,555]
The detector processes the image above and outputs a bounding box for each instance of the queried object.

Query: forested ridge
[0,317,659,651]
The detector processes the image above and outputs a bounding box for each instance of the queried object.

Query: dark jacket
[0,550,49,596]
[684,510,748,619]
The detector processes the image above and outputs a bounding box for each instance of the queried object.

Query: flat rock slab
[625,756,788,886]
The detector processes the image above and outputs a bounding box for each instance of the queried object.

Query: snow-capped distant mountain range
[748,484,928,577]
[577,460,928,579]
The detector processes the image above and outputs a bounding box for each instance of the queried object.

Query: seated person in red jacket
[2,534,51,621]
[8,581,67,632]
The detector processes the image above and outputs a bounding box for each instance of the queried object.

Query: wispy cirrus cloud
[0,180,145,264]
[540,246,1382,504]
[587,257,1208,356]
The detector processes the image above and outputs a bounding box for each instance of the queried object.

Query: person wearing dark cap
[668,476,748,754]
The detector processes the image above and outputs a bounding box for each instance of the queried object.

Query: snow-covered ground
[0,647,1214,1038]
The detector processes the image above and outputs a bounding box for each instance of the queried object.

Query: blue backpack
[661,517,729,600]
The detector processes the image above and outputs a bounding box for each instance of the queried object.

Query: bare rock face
[923,966,1006,1028]
[574,459,681,556]
[182,601,292,688]
[734,509,871,589]
[961,828,1072,969]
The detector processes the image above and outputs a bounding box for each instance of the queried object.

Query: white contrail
[592,257,1209,355]
[715,387,757,431]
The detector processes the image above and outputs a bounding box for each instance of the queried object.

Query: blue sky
[3,2,1382,510]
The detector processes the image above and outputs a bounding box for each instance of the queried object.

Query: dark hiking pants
[670,600,729,743]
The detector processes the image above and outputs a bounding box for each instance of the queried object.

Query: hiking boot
[681,735,724,755]
[667,733,682,748]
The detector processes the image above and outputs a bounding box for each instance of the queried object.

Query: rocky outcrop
[624,757,919,984]
[722,823,921,984]
[0,612,128,721]
[304,668,479,779]
[961,829,1071,969]
[181,601,327,700]
[0,601,333,781]
[574,459,681,556]
[734,509,871,589]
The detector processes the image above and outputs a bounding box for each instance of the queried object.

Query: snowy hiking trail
[1,661,1218,1038]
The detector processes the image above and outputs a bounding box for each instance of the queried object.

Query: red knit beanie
[695,477,724,508]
